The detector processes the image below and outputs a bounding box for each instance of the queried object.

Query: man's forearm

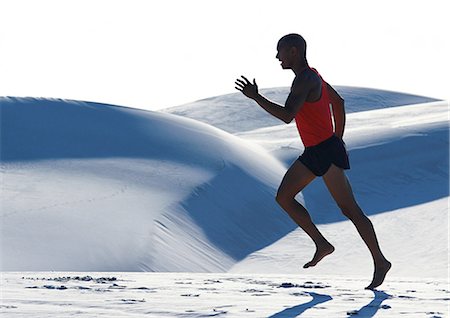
[327,84,346,139]
[334,111,345,139]
[332,103,345,138]
[253,94,291,123]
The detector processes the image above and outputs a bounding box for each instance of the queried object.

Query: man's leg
[276,160,335,268]
[322,164,391,289]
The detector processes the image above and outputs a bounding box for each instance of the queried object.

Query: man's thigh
[277,160,316,198]
[322,164,358,208]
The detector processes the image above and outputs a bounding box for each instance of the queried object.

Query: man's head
[276,33,307,69]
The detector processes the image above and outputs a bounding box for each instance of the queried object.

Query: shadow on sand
[268,292,332,318]
[268,290,390,318]
[347,290,391,317]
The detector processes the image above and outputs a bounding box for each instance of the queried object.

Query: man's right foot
[365,260,392,290]
[303,243,335,268]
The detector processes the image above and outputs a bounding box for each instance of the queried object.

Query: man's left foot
[303,243,335,268]
[365,260,392,290]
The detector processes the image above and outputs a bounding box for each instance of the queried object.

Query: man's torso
[293,68,334,147]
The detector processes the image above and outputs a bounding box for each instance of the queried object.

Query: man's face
[276,43,293,69]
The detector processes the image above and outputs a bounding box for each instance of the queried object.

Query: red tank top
[294,68,334,147]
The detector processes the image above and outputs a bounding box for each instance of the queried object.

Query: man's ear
[289,46,298,56]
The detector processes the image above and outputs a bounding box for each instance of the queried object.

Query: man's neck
[293,60,308,76]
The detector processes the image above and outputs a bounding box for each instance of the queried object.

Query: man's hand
[235,76,258,100]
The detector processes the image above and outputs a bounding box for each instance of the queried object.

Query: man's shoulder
[304,68,322,84]
[291,68,322,91]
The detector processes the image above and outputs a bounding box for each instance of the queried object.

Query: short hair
[278,33,307,58]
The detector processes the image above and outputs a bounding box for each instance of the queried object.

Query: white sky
[1,0,448,111]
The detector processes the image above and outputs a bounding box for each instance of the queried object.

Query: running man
[235,33,391,290]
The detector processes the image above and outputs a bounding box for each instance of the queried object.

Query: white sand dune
[0,89,448,317]
[0,97,293,272]
[163,86,440,133]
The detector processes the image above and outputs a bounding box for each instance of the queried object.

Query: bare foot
[365,260,392,290]
[303,243,335,268]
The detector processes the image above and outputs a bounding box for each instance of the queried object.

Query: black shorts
[298,135,350,176]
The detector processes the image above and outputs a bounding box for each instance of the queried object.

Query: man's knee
[275,188,291,208]
[275,190,284,206]
[338,202,363,220]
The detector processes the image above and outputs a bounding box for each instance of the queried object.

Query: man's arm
[235,76,309,124]
[327,83,346,139]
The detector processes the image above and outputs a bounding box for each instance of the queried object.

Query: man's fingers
[241,75,251,85]
[235,80,245,91]
[235,81,245,90]
[235,75,255,94]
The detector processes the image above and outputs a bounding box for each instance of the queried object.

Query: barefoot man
[235,33,391,290]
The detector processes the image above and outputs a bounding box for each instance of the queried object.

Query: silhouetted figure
[235,33,391,290]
